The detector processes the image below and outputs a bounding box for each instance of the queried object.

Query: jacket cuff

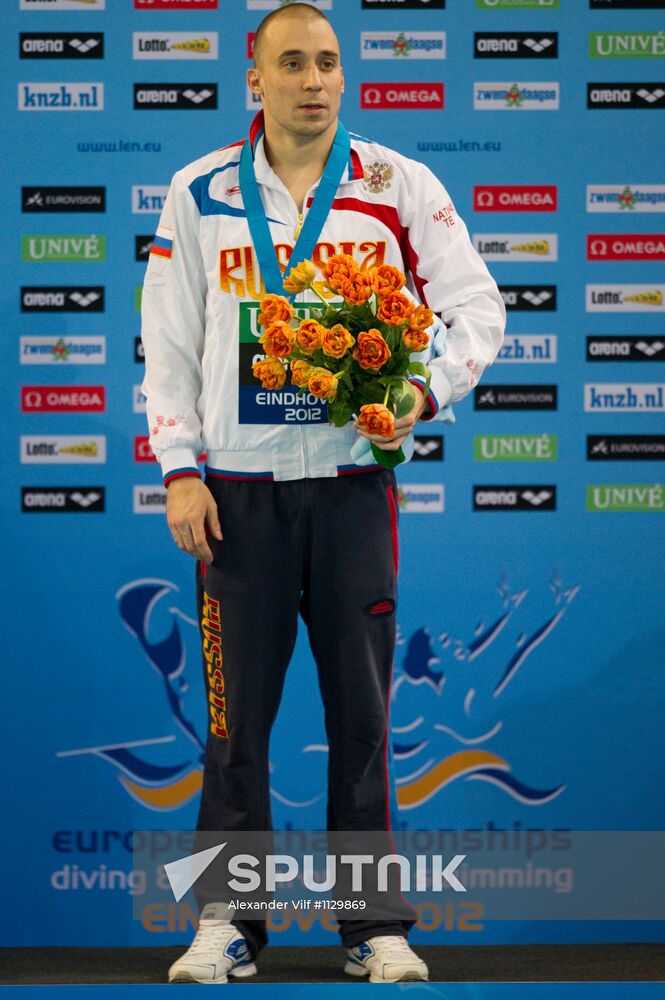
[160,447,202,486]
[409,369,453,421]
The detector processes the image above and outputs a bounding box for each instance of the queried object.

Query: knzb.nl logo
[18,83,103,111]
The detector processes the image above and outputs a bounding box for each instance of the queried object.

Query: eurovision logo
[474,33,558,59]
[586,285,665,312]
[21,286,104,312]
[21,235,105,263]
[587,84,665,109]
[20,335,106,364]
[360,32,446,60]
[133,84,217,109]
[360,83,444,109]
[499,285,557,311]
[589,33,665,59]
[22,186,105,212]
[21,385,106,412]
[496,334,557,363]
[19,33,104,59]
[586,234,665,261]
[586,185,665,213]
[586,336,665,362]
[18,82,103,111]
[474,185,557,211]
[132,32,219,60]
[474,82,559,110]
[20,435,107,463]
[587,435,665,461]
[473,234,558,261]
[585,484,664,513]
[21,487,105,513]
[584,383,665,412]
[474,384,558,410]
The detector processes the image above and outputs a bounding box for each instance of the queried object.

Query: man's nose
[303,64,323,90]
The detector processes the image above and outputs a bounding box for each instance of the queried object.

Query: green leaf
[394,381,417,419]
[370,442,406,469]
[409,362,431,379]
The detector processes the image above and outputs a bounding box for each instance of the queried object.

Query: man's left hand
[354,390,429,452]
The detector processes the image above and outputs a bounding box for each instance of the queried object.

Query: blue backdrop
[3,0,664,948]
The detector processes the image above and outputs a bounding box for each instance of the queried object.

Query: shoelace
[368,936,416,960]
[187,920,238,956]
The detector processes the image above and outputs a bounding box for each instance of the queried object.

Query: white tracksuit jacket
[141,112,506,485]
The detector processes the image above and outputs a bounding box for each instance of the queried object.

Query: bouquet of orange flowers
[251,254,434,469]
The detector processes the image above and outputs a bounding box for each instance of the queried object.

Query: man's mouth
[299,103,326,111]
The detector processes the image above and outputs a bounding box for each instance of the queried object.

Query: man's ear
[246,66,263,97]
[340,66,345,94]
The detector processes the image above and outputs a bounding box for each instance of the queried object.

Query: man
[141,2,505,985]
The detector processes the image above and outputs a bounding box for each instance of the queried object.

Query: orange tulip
[282,259,317,294]
[252,357,286,390]
[370,264,406,298]
[321,253,358,292]
[308,367,339,401]
[290,359,315,387]
[257,293,294,327]
[295,318,324,355]
[402,328,430,352]
[376,291,415,327]
[258,320,295,358]
[339,271,373,305]
[408,304,434,331]
[357,403,395,439]
[322,323,355,359]
[352,328,392,371]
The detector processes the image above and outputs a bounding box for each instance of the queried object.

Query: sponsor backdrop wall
[3,0,664,950]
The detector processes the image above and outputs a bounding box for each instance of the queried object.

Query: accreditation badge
[237,301,329,425]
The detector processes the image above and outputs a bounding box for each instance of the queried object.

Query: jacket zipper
[293,212,303,241]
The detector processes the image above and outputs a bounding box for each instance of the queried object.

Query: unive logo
[474,32,558,59]
[22,186,105,212]
[499,285,557,311]
[132,32,219,60]
[589,32,665,59]
[133,83,217,109]
[396,484,445,513]
[473,485,557,511]
[474,383,558,410]
[20,0,105,8]
[586,234,665,261]
[474,433,557,461]
[21,487,105,513]
[586,484,664,512]
[132,186,169,213]
[361,82,444,109]
[20,32,104,59]
[586,284,665,312]
[586,185,665,213]
[587,435,665,461]
[21,385,106,412]
[18,82,103,111]
[476,0,559,8]
[474,81,559,110]
[473,233,558,261]
[360,32,446,60]
[21,235,105,262]
[496,334,557,363]
[20,335,106,364]
[584,383,665,412]
[586,336,665,362]
[20,435,107,463]
[474,185,557,212]
[21,286,104,312]
[587,83,665,109]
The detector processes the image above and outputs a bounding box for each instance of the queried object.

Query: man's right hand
[166,478,223,564]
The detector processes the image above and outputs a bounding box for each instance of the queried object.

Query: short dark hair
[253,2,333,68]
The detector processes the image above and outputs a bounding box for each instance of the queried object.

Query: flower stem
[382,384,390,407]
[309,282,331,307]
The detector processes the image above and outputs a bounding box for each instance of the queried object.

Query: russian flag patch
[150,225,174,260]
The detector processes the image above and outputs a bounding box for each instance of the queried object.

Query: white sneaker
[344,935,429,983]
[167,903,257,984]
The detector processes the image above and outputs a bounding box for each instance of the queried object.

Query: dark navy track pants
[193,466,416,955]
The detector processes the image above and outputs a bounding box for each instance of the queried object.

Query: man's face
[248,16,344,140]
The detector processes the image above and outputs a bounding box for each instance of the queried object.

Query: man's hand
[354,390,429,452]
[166,478,223,564]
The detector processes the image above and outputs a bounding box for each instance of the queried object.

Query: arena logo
[474,33,558,59]
[496,334,557,363]
[474,185,557,212]
[474,434,557,461]
[474,384,558,410]
[19,33,104,59]
[134,0,218,8]
[20,335,106,364]
[133,84,217,110]
[22,186,106,212]
[586,234,665,261]
[474,82,559,110]
[587,84,665,109]
[361,0,445,8]
[20,0,105,8]
[412,435,444,461]
[473,234,558,261]
[585,484,664,513]
[134,436,156,462]
[586,185,665,213]
[476,0,558,8]
[585,284,665,312]
[132,33,219,60]
[21,487,105,513]
[473,486,556,512]
[135,235,154,261]
[21,385,106,412]
[586,336,665,362]
[499,285,557,311]
[587,435,665,461]
[21,286,104,312]
[396,484,444,513]
[132,187,169,213]
[584,383,665,412]
[134,486,168,513]
[20,435,107,464]
[360,83,444,109]
[21,235,105,263]
[589,32,665,59]
[18,82,104,111]
[360,32,446,60]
